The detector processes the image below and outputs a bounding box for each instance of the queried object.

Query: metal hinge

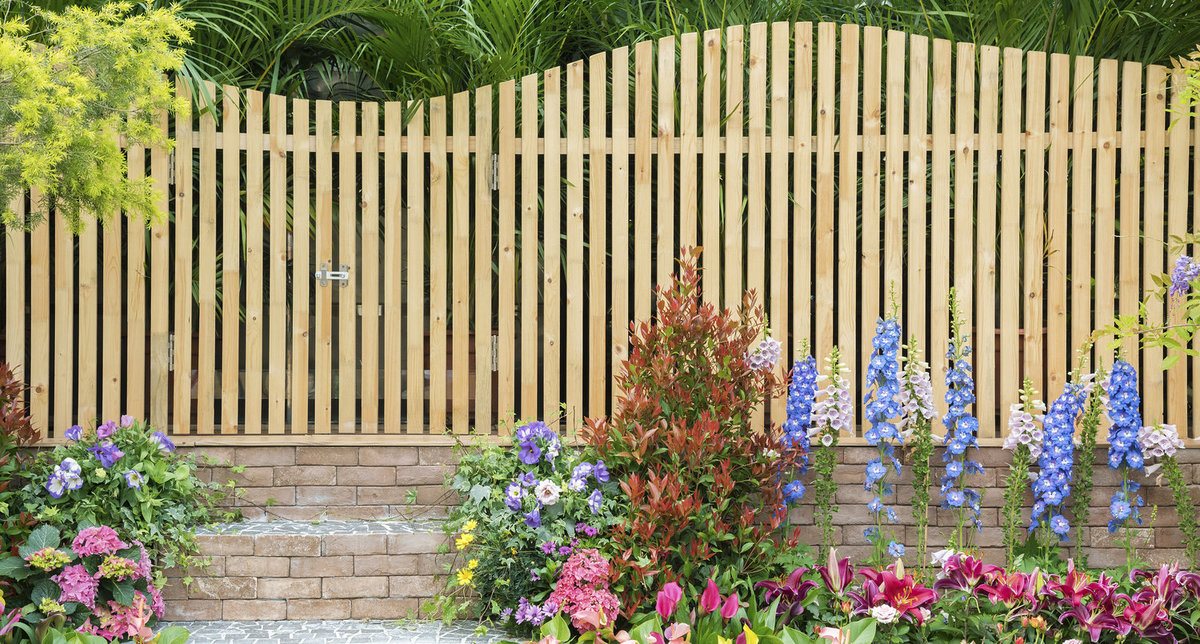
[167,151,175,186]
[167,334,175,372]
[491,154,499,191]
[491,335,499,372]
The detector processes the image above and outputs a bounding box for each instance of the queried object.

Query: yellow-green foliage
[0,2,191,232]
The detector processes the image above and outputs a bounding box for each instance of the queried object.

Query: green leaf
[151,626,191,644]
[31,579,59,606]
[19,525,61,558]
[0,553,33,580]
[108,580,136,607]
[846,618,878,644]
[540,615,570,643]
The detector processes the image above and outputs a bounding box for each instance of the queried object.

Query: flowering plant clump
[898,339,935,571]
[782,346,820,470]
[1029,377,1092,546]
[1142,423,1199,567]
[1001,380,1043,566]
[938,290,982,549]
[583,249,804,613]
[0,523,178,642]
[20,418,231,572]
[546,549,620,632]
[433,424,620,631]
[862,315,906,565]
[1103,360,1147,569]
[809,348,851,557]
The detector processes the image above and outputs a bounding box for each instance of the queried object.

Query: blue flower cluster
[940,338,983,529]
[516,420,562,465]
[1029,380,1091,539]
[862,317,905,547]
[1105,359,1145,533]
[504,421,608,529]
[783,355,820,459]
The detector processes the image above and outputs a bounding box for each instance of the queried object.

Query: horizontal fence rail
[2,22,1199,446]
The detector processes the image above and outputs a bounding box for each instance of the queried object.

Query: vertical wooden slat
[883,31,906,289]
[769,20,789,400]
[428,97,448,433]
[1166,69,1190,426]
[361,102,381,431]
[519,74,539,419]
[679,33,698,248]
[292,99,312,432]
[30,188,50,433]
[634,41,653,322]
[544,69,562,425]
[1023,52,1046,393]
[196,83,218,434]
[1118,63,1142,363]
[338,101,360,433]
[473,87,494,433]
[221,88,241,433]
[245,91,265,433]
[657,36,677,289]
[1142,65,1166,421]
[1094,61,1118,370]
[54,213,74,431]
[78,212,97,422]
[588,55,607,419]
[566,61,584,431]
[406,101,426,433]
[4,197,25,381]
[269,94,289,433]
[953,43,976,399]
[451,93,470,434]
[383,100,403,432]
[1071,58,1096,372]
[611,48,631,411]
[976,46,1000,438]
[860,27,883,382]
[701,30,721,303]
[814,23,835,360]
[314,99,333,433]
[173,81,193,436]
[150,114,170,429]
[747,23,767,336]
[1045,55,1070,397]
[837,24,859,405]
[998,49,1022,417]
[794,24,813,347]
[724,26,745,309]
[929,39,950,403]
[103,195,123,417]
[497,84,516,432]
[907,35,929,353]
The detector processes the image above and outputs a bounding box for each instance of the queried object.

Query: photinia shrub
[20,418,233,571]
[582,248,803,614]
[0,363,39,555]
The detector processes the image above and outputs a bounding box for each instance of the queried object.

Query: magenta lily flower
[699,579,721,614]
[655,582,682,621]
[1058,599,1120,641]
[817,549,855,597]
[719,593,740,620]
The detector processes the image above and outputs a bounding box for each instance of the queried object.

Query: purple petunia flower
[587,489,603,514]
[45,458,84,498]
[64,425,82,442]
[592,460,609,484]
[120,415,135,427]
[150,431,175,453]
[123,470,145,490]
[523,509,541,528]
[95,421,117,440]
[88,440,124,469]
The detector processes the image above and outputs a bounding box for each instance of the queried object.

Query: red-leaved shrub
[0,362,38,553]
[582,248,802,614]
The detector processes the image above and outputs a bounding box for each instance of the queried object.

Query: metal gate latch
[314,262,351,287]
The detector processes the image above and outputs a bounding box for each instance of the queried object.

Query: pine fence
[2,22,1199,446]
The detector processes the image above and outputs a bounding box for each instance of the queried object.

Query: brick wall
[194,445,1200,566]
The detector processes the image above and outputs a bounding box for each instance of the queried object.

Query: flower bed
[431,249,1200,644]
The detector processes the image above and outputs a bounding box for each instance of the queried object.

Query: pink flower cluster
[72,526,128,558]
[53,564,100,609]
[547,549,620,632]
[78,590,163,641]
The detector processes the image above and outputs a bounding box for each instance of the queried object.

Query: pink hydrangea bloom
[548,549,620,632]
[146,584,165,618]
[53,564,100,610]
[133,542,152,581]
[79,594,155,642]
[72,526,128,558]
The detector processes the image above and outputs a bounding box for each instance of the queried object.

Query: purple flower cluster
[862,317,905,554]
[1105,360,1145,533]
[45,458,84,499]
[940,336,983,529]
[516,421,561,466]
[514,596,559,626]
[1169,255,1200,297]
[810,353,852,447]
[745,336,782,371]
[783,355,819,457]
[1030,378,1092,539]
[150,430,175,453]
[87,440,124,469]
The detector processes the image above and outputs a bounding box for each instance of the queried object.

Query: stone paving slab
[170,620,510,643]
[198,520,443,536]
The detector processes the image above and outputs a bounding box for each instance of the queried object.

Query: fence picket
[30,188,50,434]
[221,87,241,433]
[930,39,951,405]
[428,97,448,433]
[1071,58,1095,377]
[196,84,218,434]
[1119,63,1142,364]
[1046,55,1069,398]
[724,27,745,310]
[293,98,312,433]
[1142,65,1166,422]
[814,23,835,361]
[998,49,1022,418]
[566,61,585,431]
[793,23,814,350]
[544,68,562,426]
[451,93,470,434]
[658,36,677,290]
[588,55,608,419]
[314,100,333,433]
[496,83,516,433]
[860,27,883,383]
[1023,52,1046,394]
[634,42,653,322]
[611,48,631,411]
[245,91,265,433]
[701,30,721,303]
[361,101,381,432]
[269,94,289,434]
[520,75,539,419]
[473,87,494,434]
[837,24,859,413]
[1095,60,1118,371]
[1167,70,1190,426]
[976,47,999,438]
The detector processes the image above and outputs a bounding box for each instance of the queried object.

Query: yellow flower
[455,533,475,551]
[468,559,479,570]
[456,568,475,587]
[462,520,478,532]
[741,625,758,644]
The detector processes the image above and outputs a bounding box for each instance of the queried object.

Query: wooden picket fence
[2,22,1199,446]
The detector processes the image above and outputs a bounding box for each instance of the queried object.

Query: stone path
[170,620,512,643]
[198,519,442,536]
